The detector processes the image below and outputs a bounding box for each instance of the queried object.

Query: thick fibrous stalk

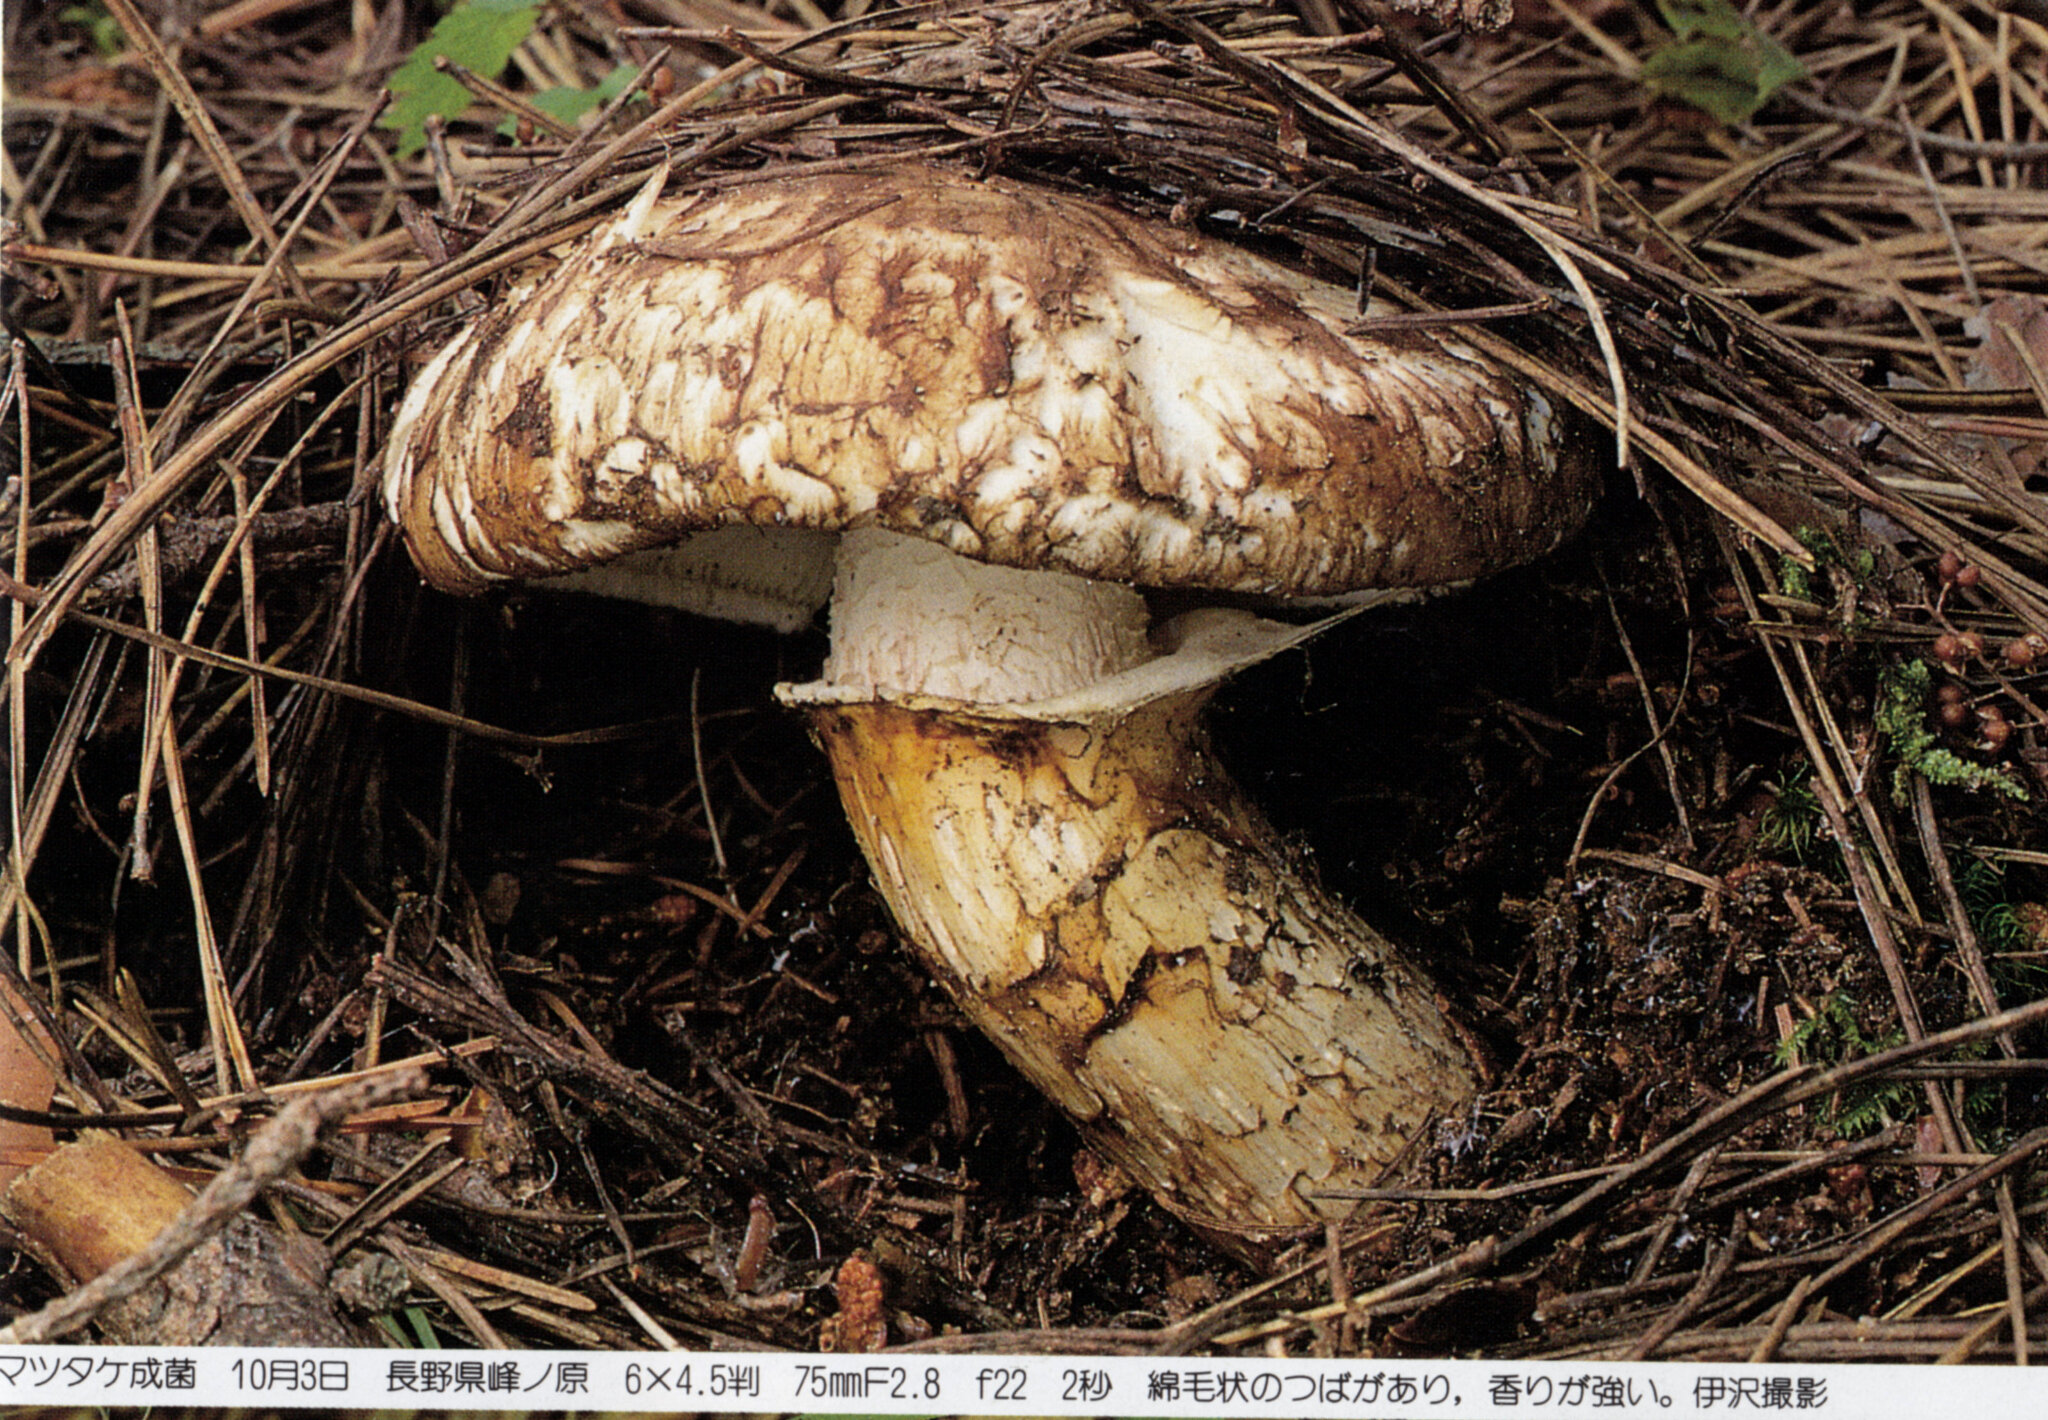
[790,533,1476,1238]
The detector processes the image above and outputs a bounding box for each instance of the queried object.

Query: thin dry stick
[487,55,767,235]
[1898,99,1983,311]
[1889,1239,2004,1323]
[225,457,271,795]
[691,666,728,881]
[603,1274,685,1350]
[115,323,256,1096]
[1803,1125,2048,1298]
[1747,1275,1816,1364]
[1626,1221,1742,1360]
[1995,1177,2031,1367]
[110,310,169,886]
[377,1231,510,1350]
[1627,1144,1721,1287]
[1568,571,1695,869]
[1343,0,1525,171]
[0,1067,427,1344]
[5,346,32,970]
[0,243,416,285]
[436,58,579,141]
[92,132,186,341]
[111,968,207,1121]
[1785,631,1917,914]
[1319,1221,1354,1355]
[1936,1280,2048,1365]
[1910,775,2018,1056]
[110,327,261,1103]
[147,712,244,1096]
[0,636,112,957]
[732,844,806,941]
[1328,1159,1635,1204]
[1526,108,1719,283]
[539,1076,635,1269]
[414,1246,597,1313]
[101,0,311,306]
[321,1146,466,1259]
[146,90,392,461]
[1598,1128,1905,1257]
[1201,1235,1504,1350]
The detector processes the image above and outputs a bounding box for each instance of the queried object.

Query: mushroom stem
[786,531,1476,1240]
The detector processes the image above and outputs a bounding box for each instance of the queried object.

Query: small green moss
[1779,523,1879,611]
[1775,993,1913,1137]
[1958,856,2048,999]
[1756,767,1821,861]
[1875,659,2028,803]
[1778,554,1815,602]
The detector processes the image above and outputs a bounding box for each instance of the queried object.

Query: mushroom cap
[384,164,1596,599]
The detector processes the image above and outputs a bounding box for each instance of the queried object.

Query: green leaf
[1654,0,1758,42]
[60,3,124,57]
[403,1302,442,1348]
[1643,0,1805,125]
[507,61,640,134]
[381,0,541,159]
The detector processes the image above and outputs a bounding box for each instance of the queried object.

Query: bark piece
[4,1138,373,1347]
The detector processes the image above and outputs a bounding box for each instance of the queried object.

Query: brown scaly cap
[384,163,1596,598]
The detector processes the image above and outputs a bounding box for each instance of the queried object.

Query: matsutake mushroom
[383,164,1598,1242]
